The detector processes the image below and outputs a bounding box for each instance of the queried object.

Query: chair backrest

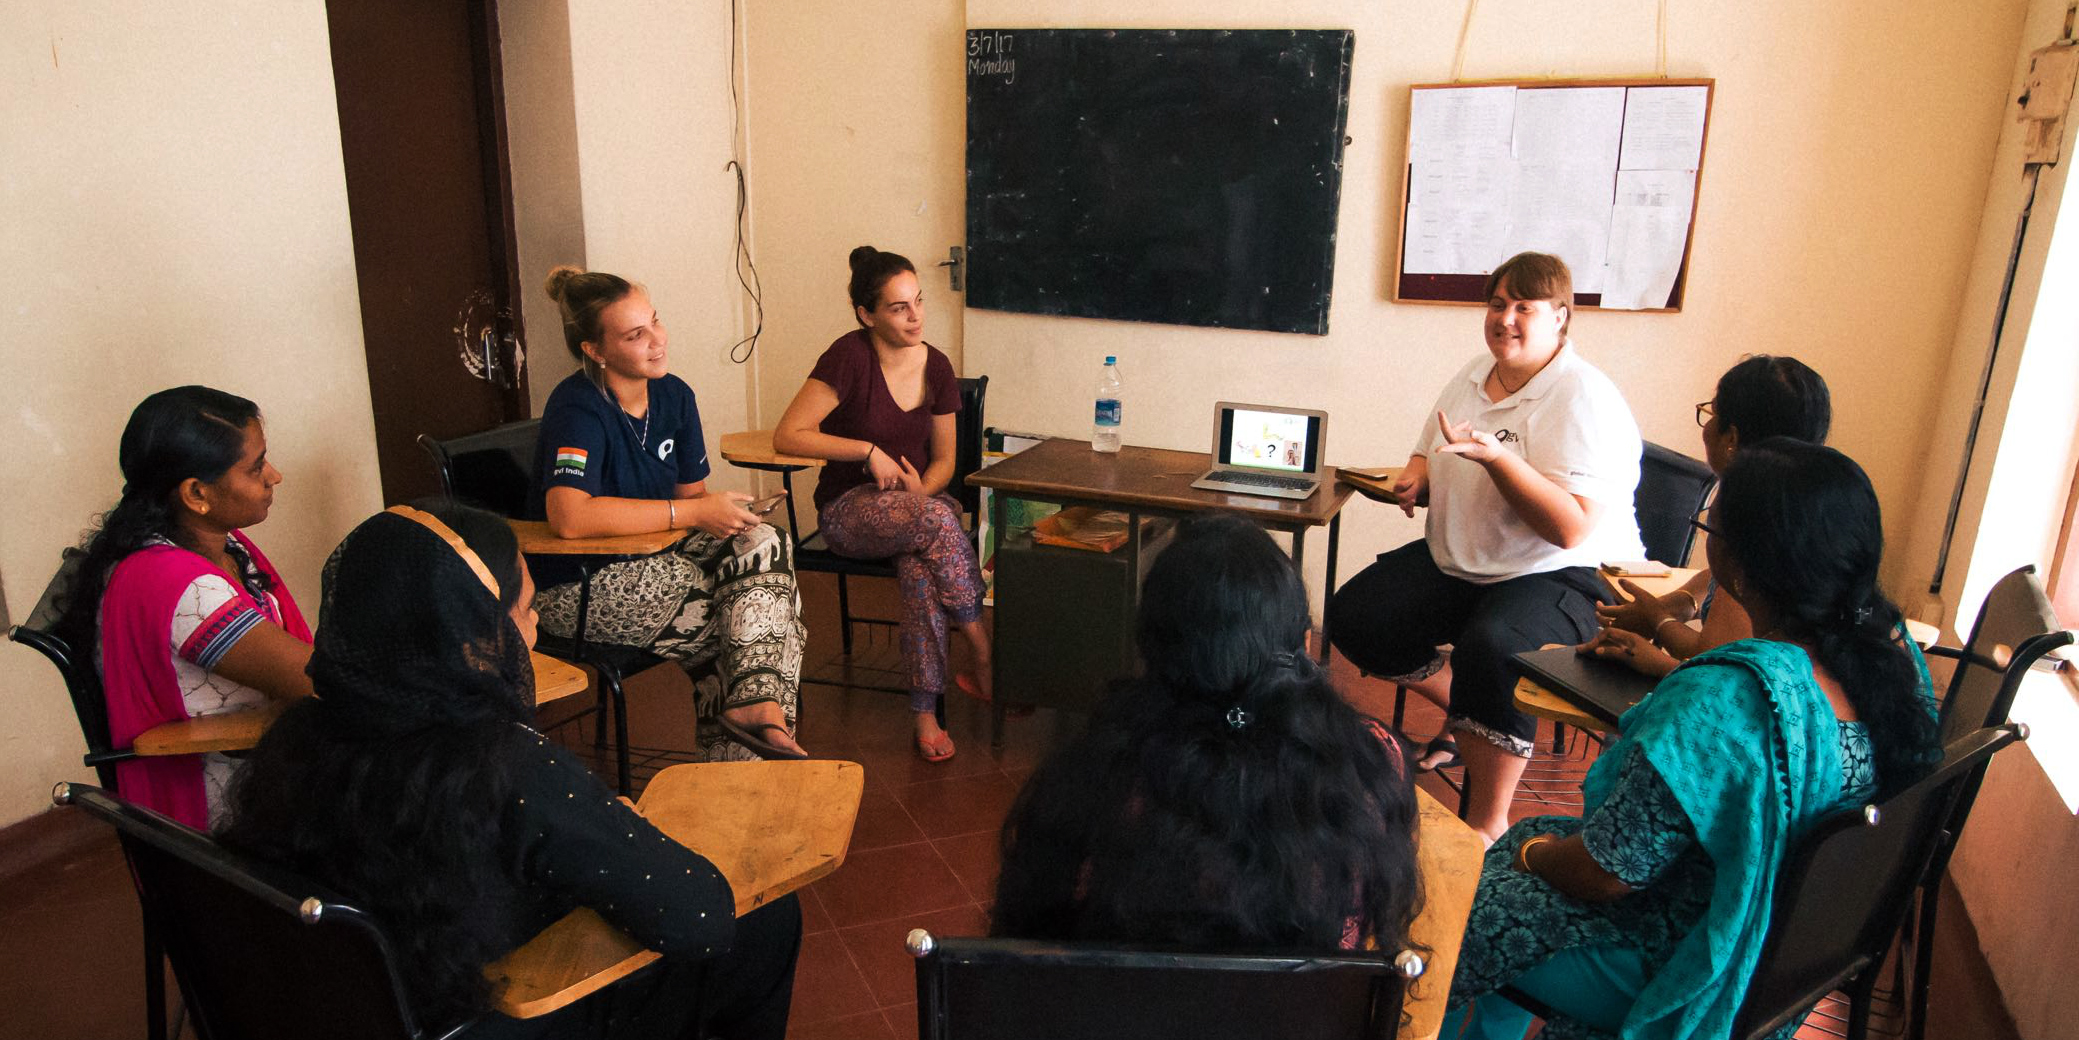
[1634,441,1716,568]
[910,931,1415,1040]
[8,547,125,788]
[417,418,543,519]
[58,782,453,1040]
[1937,565,2071,746]
[950,376,990,517]
[1732,724,2022,1040]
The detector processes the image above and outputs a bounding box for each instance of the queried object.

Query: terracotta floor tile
[882,1000,920,1039]
[785,929,879,1028]
[788,1008,899,1040]
[931,831,1003,905]
[800,886,836,936]
[847,785,929,853]
[838,902,991,1008]
[896,773,1023,842]
[811,842,968,928]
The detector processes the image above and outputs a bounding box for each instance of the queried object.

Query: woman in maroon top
[774,246,989,762]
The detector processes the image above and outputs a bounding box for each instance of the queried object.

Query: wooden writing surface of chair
[486,759,865,1018]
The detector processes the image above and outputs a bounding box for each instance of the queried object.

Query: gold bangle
[1516,834,1554,874]
[1654,616,1687,646]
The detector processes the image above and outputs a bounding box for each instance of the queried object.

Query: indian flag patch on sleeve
[553,447,588,478]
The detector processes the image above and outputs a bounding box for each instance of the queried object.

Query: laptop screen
[1218,406,1322,473]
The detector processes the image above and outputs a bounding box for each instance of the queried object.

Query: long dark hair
[1714,439,1936,795]
[994,515,1423,957]
[1715,355,1831,445]
[220,503,533,1027]
[56,386,264,664]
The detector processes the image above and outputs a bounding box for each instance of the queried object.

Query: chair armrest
[506,519,682,556]
[1920,644,1964,661]
[132,701,289,756]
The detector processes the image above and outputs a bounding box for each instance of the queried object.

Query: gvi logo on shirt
[658,439,676,462]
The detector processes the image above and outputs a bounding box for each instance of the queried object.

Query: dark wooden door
[327,0,529,505]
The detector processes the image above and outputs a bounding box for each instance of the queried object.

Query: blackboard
[965,29,1355,336]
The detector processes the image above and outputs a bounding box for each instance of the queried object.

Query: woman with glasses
[1441,439,1937,1040]
[1583,356,1831,678]
[1326,252,1646,842]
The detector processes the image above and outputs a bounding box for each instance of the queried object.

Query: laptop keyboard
[1205,470,1315,490]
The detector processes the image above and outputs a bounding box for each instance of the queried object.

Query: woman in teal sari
[1441,439,1938,1040]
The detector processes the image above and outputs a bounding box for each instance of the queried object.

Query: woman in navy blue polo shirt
[527,266,804,760]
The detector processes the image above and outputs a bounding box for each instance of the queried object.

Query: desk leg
[1320,514,1341,663]
[990,489,1007,753]
[1125,509,1143,617]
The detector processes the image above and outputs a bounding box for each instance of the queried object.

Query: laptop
[1189,402,1329,501]
[1512,646,1660,727]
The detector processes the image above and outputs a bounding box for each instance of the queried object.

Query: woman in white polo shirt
[1327,252,1644,842]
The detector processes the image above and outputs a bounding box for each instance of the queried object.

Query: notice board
[966,28,1355,335]
[1395,78,1713,312]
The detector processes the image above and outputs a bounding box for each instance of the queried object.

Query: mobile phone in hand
[747,492,789,516]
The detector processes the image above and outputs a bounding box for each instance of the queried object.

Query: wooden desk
[1514,675,1609,733]
[128,652,595,755]
[486,759,865,1017]
[718,430,826,471]
[967,437,1356,620]
[507,519,684,557]
[532,652,589,705]
[718,430,826,537]
[1404,786,1485,1040]
[1513,587,1941,736]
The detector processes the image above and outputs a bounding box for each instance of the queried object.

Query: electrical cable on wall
[725,0,764,366]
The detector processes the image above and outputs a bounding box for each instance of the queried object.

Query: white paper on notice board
[1601,170,1696,309]
[1409,86,1516,163]
[1619,86,1709,171]
[1512,87,1625,168]
[1404,160,1512,274]
[1500,159,1618,294]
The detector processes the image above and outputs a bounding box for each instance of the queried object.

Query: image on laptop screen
[1220,407,1321,473]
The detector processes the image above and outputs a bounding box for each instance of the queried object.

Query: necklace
[600,385,651,449]
[1493,364,1532,396]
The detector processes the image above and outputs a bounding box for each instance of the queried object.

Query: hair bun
[847,246,879,273]
[543,264,586,303]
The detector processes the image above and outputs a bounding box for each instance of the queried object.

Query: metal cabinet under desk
[992,522,1175,722]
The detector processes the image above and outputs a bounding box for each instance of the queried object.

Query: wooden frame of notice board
[1394,78,1714,313]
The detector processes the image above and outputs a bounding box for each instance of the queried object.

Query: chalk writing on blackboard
[969,30,1016,85]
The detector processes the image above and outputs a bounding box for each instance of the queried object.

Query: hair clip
[1226,706,1251,730]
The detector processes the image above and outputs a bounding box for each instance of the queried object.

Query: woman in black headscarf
[220,504,800,1039]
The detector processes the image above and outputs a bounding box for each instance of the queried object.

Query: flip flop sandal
[1415,735,1462,773]
[916,730,957,763]
[716,716,809,761]
[955,672,1034,717]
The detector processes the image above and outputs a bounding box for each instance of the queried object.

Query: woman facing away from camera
[994,515,1423,958]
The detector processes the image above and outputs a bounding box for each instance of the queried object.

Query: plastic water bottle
[1092,356,1123,453]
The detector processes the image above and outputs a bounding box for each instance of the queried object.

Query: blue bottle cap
[1105,356,1116,364]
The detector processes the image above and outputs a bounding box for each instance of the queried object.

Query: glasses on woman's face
[1695,400,1716,428]
[1690,513,1718,537]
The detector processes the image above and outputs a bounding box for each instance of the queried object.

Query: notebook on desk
[1188,402,1329,501]
[1512,646,1660,727]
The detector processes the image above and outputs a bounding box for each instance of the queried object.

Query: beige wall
[951,0,2024,608]
[743,0,971,512]
[502,0,588,415]
[565,2,758,492]
[0,2,384,823]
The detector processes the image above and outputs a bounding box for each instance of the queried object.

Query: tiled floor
[0,571,2025,1039]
